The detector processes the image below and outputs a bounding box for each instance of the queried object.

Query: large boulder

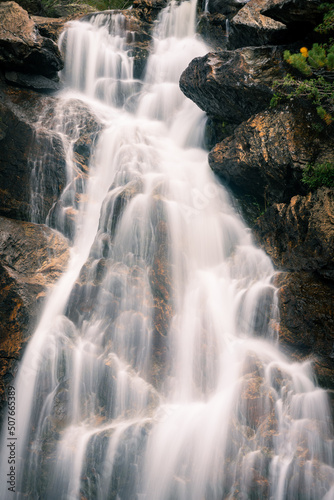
[254,188,334,280]
[208,106,332,207]
[0,1,63,78]
[228,0,287,49]
[180,46,285,126]
[0,216,69,417]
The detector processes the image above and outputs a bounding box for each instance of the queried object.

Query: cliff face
[180,0,334,392]
[0,0,333,416]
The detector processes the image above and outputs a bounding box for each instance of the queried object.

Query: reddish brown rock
[0,216,69,417]
[208,107,330,207]
[229,0,287,49]
[0,2,63,78]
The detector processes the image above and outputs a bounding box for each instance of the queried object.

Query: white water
[1,0,334,498]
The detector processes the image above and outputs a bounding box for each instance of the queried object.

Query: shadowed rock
[0,2,63,78]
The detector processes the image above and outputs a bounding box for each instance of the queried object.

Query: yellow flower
[300,47,308,58]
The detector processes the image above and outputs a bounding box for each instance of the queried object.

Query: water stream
[1,0,334,498]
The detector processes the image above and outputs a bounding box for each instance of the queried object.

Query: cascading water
[1,0,334,498]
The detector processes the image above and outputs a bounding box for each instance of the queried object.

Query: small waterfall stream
[1,0,334,498]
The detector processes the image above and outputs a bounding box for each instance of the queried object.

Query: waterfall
[1,0,334,498]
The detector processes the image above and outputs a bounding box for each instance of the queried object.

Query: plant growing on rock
[302,161,334,189]
[271,3,334,125]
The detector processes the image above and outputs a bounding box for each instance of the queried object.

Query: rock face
[229,0,287,49]
[0,86,67,221]
[0,216,69,418]
[180,46,285,126]
[261,0,323,27]
[208,107,322,206]
[0,2,63,78]
[254,188,334,279]
[276,271,334,390]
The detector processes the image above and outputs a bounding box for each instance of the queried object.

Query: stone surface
[254,188,334,279]
[0,2,63,78]
[197,12,229,50]
[0,88,67,221]
[229,0,287,49]
[180,46,286,126]
[5,71,61,91]
[275,271,334,390]
[0,0,42,15]
[208,106,331,207]
[261,0,323,27]
[0,216,69,417]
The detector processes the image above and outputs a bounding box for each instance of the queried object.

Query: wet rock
[5,71,61,92]
[180,46,285,126]
[254,188,334,279]
[0,2,63,78]
[197,12,229,50]
[238,374,275,429]
[275,271,334,390]
[208,107,328,207]
[228,0,287,49]
[0,216,69,417]
[0,87,67,221]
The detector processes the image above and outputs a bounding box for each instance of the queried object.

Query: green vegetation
[302,161,334,189]
[271,3,334,125]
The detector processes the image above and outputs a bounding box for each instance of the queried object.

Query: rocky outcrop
[208,107,324,207]
[228,0,287,49]
[276,271,334,390]
[180,46,285,126]
[261,0,323,27]
[0,216,69,417]
[254,188,334,280]
[0,2,63,79]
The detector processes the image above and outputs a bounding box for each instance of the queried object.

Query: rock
[0,1,63,78]
[197,13,229,50]
[0,0,43,15]
[32,15,69,42]
[275,271,334,390]
[5,71,61,92]
[229,0,287,49]
[0,92,67,221]
[180,46,285,126]
[253,188,334,279]
[0,216,69,417]
[261,0,323,27]
[204,0,244,17]
[208,106,333,209]
[132,0,168,24]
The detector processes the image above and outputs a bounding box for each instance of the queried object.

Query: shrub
[302,161,334,189]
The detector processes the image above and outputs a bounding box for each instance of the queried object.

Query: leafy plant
[302,161,334,189]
